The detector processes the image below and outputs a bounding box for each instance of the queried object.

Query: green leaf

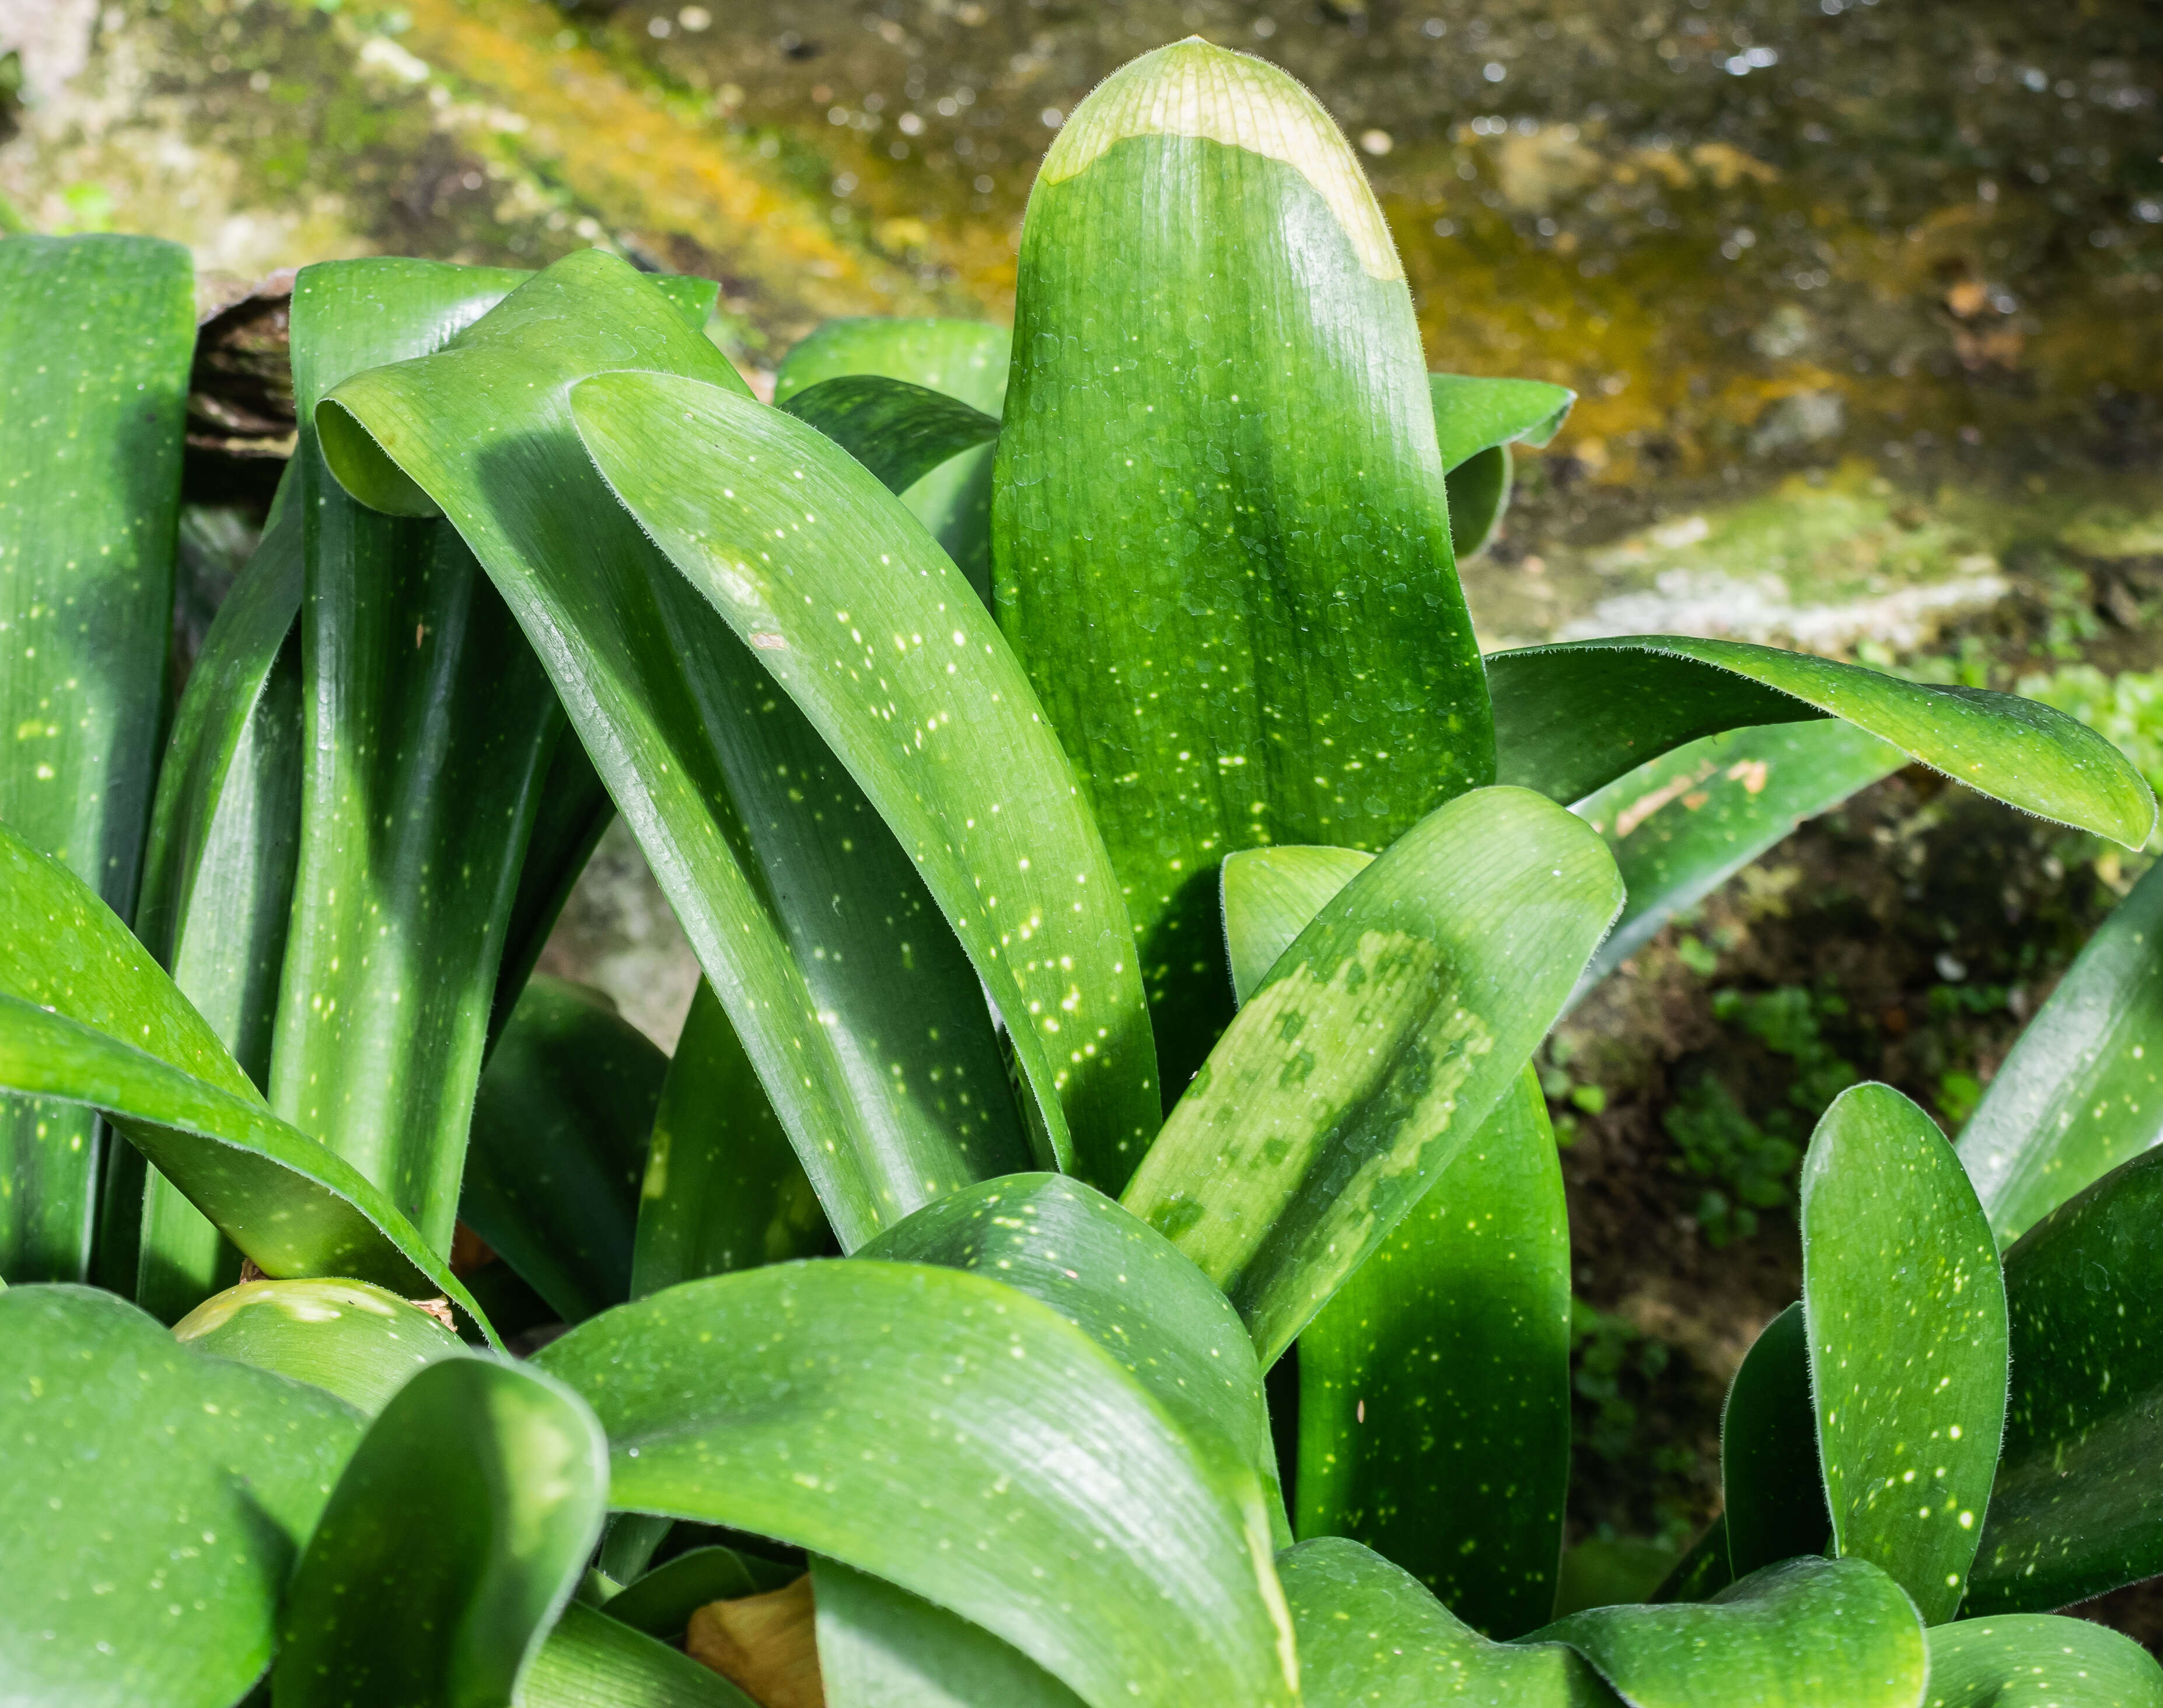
[1487,636,2156,849]
[812,1557,1088,1708]
[1277,1536,1620,1707]
[492,733,614,1045]
[630,979,831,1298]
[991,40,1494,1092]
[463,976,666,1322]
[1,234,195,1282]
[1570,722,1906,1002]
[273,1356,609,1708]
[1124,786,1622,1364]
[567,365,1158,1191]
[858,1171,1284,1536]
[1721,1302,1832,1581]
[1802,1083,2008,1623]
[1956,856,2163,1247]
[0,1283,364,1708]
[1296,1066,1573,1638]
[1968,1144,2163,1614]
[1219,845,1375,1007]
[1532,1556,1928,1708]
[1923,1614,2163,1707]
[774,317,1010,606]
[1428,374,1575,560]
[0,821,491,1327]
[535,1260,1300,1708]
[602,1548,800,1642]
[319,248,1027,1250]
[172,1275,464,1416]
[525,1602,756,1708]
[779,374,1000,498]
[1648,1520,1735,1606]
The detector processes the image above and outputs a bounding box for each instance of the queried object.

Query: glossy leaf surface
[320,249,1025,1250]
[1969,1144,2163,1614]
[1957,856,2163,1247]
[172,1276,464,1416]
[0,234,194,1282]
[1721,1302,1833,1581]
[1534,1556,1928,1708]
[630,979,831,1298]
[492,732,614,1044]
[779,374,999,498]
[1570,721,1905,1002]
[1124,786,1620,1363]
[1488,635,2155,848]
[463,975,665,1322]
[1923,1614,2163,1707]
[536,1260,1299,1708]
[571,365,1155,1189]
[774,317,1009,604]
[1278,1537,1619,1707]
[1802,1084,2007,1623]
[0,1284,364,1708]
[274,1356,608,1708]
[526,1602,754,1708]
[993,40,1494,1091]
[812,1557,1088,1708]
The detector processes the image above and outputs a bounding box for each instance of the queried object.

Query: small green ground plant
[4,36,2163,1708]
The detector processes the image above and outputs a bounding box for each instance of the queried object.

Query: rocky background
[7,0,2161,1632]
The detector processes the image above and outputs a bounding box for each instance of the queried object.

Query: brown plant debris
[686,1574,825,1708]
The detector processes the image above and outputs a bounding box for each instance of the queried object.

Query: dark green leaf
[1570,721,1906,1003]
[320,249,1027,1250]
[602,1548,800,1642]
[812,1557,1088,1708]
[1532,1556,1928,1708]
[1,234,194,1282]
[779,374,1000,498]
[1277,1536,1619,1707]
[172,1275,464,1415]
[1445,445,1512,562]
[569,366,1158,1191]
[630,979,831,1298]
[1957,856,2163,1247]
[525,1602,756,1708]
[992,40,1494,1092]
[1648,1519,1735,1605]
[1123,786,1621,1364]
[1969,1144,2163,1614]
[774,317,1009,605]
[463,975,666,1322]
[492,733,614,1045]
[1488,636,2155,848]
[536,1260,1299,1708]
[1722,1302,1832,1581]
[0,1283,363,1708]
[274,1356,608,1708]
[1802,1084,2008,1623]
[1428,374,1574,560]
[1923,1614,2163,1707]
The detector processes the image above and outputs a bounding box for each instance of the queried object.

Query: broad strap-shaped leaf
[0,1284,364,1708]
[1802,1083,2008,1623]
[1531,1556,1928,1708]
[1278,1537,1619,1707]
[1488,636,2156,848]
[1429,373,1575,560]
[1570,721,1906,1005]
[1722,1302,1833,1581]
[274,1357,609,1708]
[569,366,1159,1190]
[1124,786,1621,1364]
[602,1548,801,1643]
[1923,1614,2163,1707]
[1,234,194,1282]
[526,1601,756,1708]
[463,975,665,1322]
[1957,856,2163,1247]
[1297,1066,1573,1639]
[630,979,831,1298]
[774,317,1010,604]
[859,1172,1284,1536]
[536,1260,1300,1708]
[812,1556,1088,1708]
[319,248,1028,1250]
[1968,1144,2163,1615]
[173,1276,464,1416]
[780,374,1000,498]
[492,732,615,1045]
[1220,845,1376,1006]
[992,40,1494,1094]
[0,823,492,1329]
